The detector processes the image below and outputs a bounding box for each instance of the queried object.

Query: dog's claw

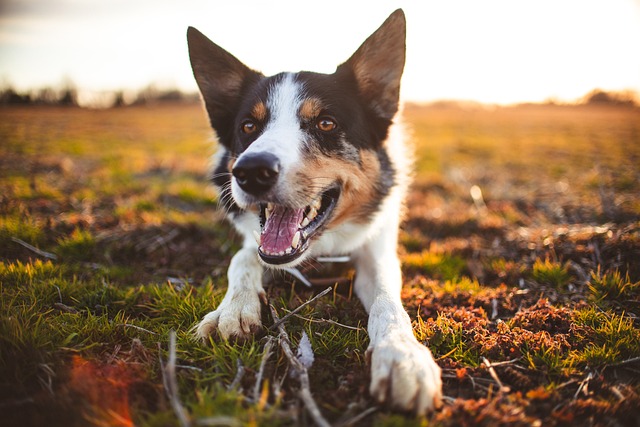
[368,335,442,414]
[196,289,264,341]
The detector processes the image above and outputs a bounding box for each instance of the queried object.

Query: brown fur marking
[252,101,267,121]
[295,148,382,226]
[299,98,323,122]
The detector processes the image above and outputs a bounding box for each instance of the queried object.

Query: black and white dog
[188,9,442,413]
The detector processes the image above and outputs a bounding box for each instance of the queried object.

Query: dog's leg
[196,215,265,340]
[353,224,442,413]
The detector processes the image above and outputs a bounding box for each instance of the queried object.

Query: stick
[482,357,510,393]
[11,237,58,260]
[253,336,275,402]
[121,324,157,335]
[573,372,593,400]
[228,359,245,391]
[269,305,330,427]
[336,406,377,427]
[290,314,365,331]
[484,357,522,367]
[607,356,640,367]
[268,286,332,331]
[165,330,191,427]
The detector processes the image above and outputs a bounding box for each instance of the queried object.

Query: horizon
[1,0,639,106]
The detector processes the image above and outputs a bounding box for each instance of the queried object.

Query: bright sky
[1,0,639,105]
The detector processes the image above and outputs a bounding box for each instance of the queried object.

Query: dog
[187,9,442,414]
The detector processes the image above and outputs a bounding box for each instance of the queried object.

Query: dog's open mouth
[254,186,340,265]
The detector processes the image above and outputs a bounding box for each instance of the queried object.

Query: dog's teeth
[308,207,318,220]
[285,247,292,254]
[267,202,274,211]
[253,230,261,246]
[292,231,301,249]
[265,208,271,220]
[311,198,321,210]
[301,217,310,228]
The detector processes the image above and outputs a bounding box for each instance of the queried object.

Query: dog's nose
[232,152,280,195]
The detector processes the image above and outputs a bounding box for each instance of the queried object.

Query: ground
[1,103,639,426]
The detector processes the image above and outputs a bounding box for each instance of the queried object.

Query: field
[1,102,639,426]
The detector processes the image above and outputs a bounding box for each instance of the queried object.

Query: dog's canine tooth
[253,230,261,245]
[267,202,274,211]
[311,198,321,210]
[308,207,318,220]
[292,231,301,249]
[301,217,310,228]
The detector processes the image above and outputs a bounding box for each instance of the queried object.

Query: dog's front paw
[368,334,442,414]
[196,289,264,341]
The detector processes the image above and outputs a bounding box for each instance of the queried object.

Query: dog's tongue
[261,205,304,254]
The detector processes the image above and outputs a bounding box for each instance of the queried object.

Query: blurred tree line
[581,89,638,107]
[0,81,636,109]
[0,81,199,108]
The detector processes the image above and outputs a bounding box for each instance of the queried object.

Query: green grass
[1,103,639,426]
[530,259,572,288]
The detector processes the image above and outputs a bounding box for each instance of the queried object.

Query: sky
[1,0,639,105]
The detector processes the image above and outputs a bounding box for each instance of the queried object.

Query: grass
[1,102,639,426]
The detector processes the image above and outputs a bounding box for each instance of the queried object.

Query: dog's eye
[316,117,337,132]
[241,120,257,135]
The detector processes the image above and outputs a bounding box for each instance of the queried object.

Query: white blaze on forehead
[242,73,303,168]
[267,73,303,124]
[231,73,305,207]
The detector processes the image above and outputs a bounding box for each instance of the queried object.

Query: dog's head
[188,10,405,267]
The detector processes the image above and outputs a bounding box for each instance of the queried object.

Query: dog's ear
[339,9,406,120]
[187,27,262,145]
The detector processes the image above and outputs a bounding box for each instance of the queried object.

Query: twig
[121,323,158,335]
[158,343,170,399]
[228,359,245,391]
[491,298,499,320]
[606,356,640,367]
[253,336,275,402]
[165,330,191,427]
[54,302,78,314]
[336,406,377,427]
[610,385,625,402]
[573,372,593,400]
[53,285,63,303]
[554,378,578,390]
[176,365,203,372]
[441,396,456,405]
[11,237,58,260]
[484,357,523,367]
[268,286,332,331]
[482,357,510,393]
[290,314,365,331]
[269,305,330,427]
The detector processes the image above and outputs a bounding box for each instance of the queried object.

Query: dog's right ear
[187,27,262,145]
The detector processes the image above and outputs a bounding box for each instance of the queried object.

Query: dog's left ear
[339,9,406,120]
[187,27,262,146]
